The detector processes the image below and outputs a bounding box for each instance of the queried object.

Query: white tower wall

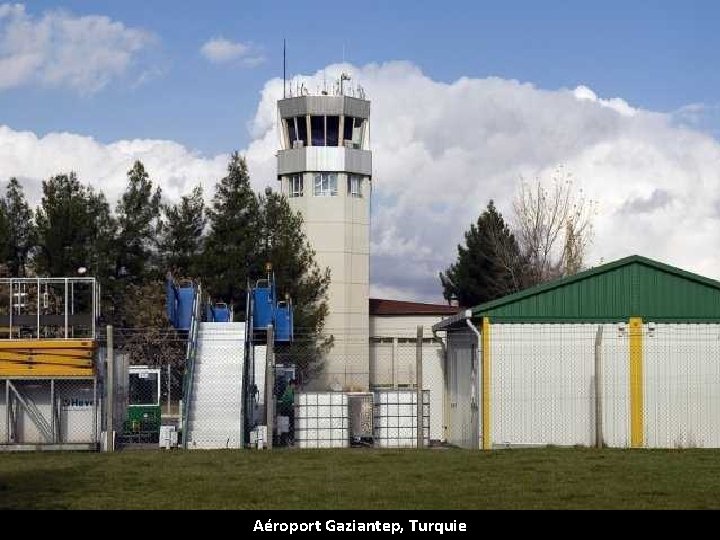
[277,94,372,390]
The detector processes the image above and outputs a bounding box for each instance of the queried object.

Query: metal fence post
[105,325,114,452]
[167,363,171,415]
[265,325,274,449]
[594,325,604,448]
[416,325,424,449]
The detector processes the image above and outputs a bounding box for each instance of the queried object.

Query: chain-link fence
[30,319,719,453]
[1,378,99,448]
[97,327,186,449]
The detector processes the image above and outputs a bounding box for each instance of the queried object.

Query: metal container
[295,392,349,448]
[373,389,429,448]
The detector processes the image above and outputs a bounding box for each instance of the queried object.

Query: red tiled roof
[369,298,460,316]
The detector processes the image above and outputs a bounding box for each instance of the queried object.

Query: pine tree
[0,195,9,276]
[159,185,206,277]
[203,152,261,311]
[34,173,95,277]
[115,160,162,283]
[440,200,523,308]
[4,178,34,277]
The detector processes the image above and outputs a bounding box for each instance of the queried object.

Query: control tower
[276,77,371,390]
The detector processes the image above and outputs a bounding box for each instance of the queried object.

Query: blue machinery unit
[166,272,293,339]
[250,274,293,342]
[166,277,196,331]
[206,302,232,323]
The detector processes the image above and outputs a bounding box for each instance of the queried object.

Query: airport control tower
[276,76,371,390]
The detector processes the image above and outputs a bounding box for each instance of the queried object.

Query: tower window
[289,175,303,198]
[348,175,362,198]
[343,117,364,148]
[287,119,297,148]
[310,116,325,146]
[314,173,337,197]
[326,116,339,146]
[296,116,308,147]
[343,116,354,144]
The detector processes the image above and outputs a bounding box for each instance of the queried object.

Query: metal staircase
[7,381,53,442]
[184,322,245,449]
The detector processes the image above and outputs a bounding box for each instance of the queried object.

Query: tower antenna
[283,39,287,98]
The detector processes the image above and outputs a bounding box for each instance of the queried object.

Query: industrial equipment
[123,365,161,443]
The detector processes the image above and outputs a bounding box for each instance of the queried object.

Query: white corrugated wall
[490,324,629,448]
[645,324,720,448]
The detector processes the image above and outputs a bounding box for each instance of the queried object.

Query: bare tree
[513,166,596,286]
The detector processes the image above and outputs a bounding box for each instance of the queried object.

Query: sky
[1,1,720,302]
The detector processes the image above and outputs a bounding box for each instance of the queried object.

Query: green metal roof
[434,255,720,328]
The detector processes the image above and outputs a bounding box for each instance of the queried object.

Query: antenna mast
[283,39,287,98]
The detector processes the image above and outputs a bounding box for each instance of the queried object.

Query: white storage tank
[373,389,429,448]
[295,392,349,448]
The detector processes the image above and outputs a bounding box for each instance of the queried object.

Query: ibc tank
[252,279,274,329]
[176,281,196,330]
[274,301,293,342]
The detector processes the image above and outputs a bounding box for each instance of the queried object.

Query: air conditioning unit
[292,140,304,149]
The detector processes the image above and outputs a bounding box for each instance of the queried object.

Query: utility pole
[416,325,424,449]
[105,325,114,452]
[265,325,275,449]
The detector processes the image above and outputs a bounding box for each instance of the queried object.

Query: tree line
[0,152,329,338]
[440,167,597,308]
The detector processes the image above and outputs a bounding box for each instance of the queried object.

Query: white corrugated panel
[186,322,245,449]
[295,392,349,448]
[600,324,630,448]
[373,389,429,447]
[645,324,720,448]
[422,343,444,442]
[490,324,629,448]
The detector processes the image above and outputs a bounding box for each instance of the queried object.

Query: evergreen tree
[440,200,523,308]
[85,188,117,277]
[3,178,34,277]
[115,161,162,283]
[159,185,206,277]
[0,195,9,276]
[34,173,95,277]
[203,152,261,311]
[86,187,118,319]
[258,189,330,335]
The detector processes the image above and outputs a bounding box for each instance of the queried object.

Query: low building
[434,255,720,449]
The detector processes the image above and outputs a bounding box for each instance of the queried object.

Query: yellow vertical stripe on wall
[629,317,644,448]
[482,317,491,450]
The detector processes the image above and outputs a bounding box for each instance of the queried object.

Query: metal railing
[181,283,202,449]
[0,277,98,340]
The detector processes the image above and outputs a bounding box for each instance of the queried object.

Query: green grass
[1,448,720,509]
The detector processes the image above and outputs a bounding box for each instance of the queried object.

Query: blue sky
[3,0,719,154]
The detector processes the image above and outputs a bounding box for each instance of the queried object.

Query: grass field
[2,447,720,509]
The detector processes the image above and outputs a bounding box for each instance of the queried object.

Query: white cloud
[0,3,155,92]
[0,125,229,208]
[2,61,720,304]
[200,37,264,66]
